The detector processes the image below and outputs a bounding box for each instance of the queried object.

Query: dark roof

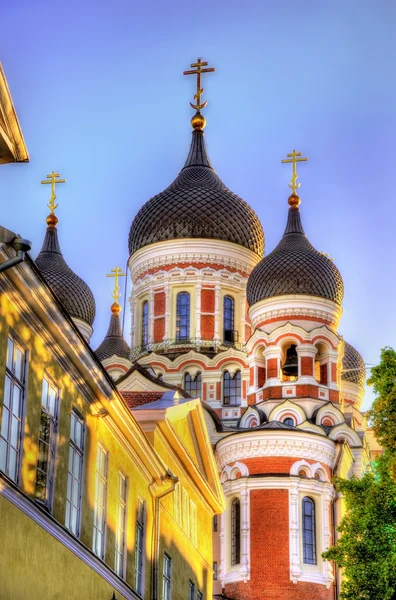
[117,362,191,397]
[121,390,165,408]
[95,312,130,361]
[128,129,264,257]
[247,203,344,306]
[342,341,365,386]
[35,225,96,326]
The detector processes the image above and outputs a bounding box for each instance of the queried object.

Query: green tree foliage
[322,347,396,599]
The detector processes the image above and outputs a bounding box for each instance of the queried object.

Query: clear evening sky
[2,1,395,410]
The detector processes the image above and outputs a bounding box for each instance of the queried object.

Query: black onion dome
[35,225,96,326]
[342,341,365,386]
[247,201,344,306]
[128,130,264,256]
[95,312,130,361]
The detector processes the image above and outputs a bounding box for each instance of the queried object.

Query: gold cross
[281,150,308,195]
[183,57,215,111]
[106,266,126,304]
[41,171,66,214]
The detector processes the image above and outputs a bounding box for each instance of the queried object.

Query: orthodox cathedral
[0,59,370,600]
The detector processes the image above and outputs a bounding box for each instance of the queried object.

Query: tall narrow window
[197,591,203,600]
[115,472,128,578]
[213,561,218,580]
[0,336,26,483]
[302,497,316,565]
[135,499,145,595]
[176,292,190,341]
[93,444,109,559]
[142,301,149,348]
[184,372,202,397]
[223,371,241,406]
[65,410,85,536]
[188,580,195,600]
[213,515,218,532]
[35,377,59,509]
[162,553,172,600]
[231,498,241,566]
[223,296,235,343]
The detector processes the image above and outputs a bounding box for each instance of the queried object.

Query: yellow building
[0,66,224,600]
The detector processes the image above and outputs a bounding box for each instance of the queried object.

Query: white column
[214,283,221,341]
[148,287,154,344]
[322,487,335,588]
[289,481,301,584]
[130,289,137,348]
[240,290,247,345]
[240,481,250,583]
[196,280,202,340]
[163,280,170,341]
[219,509,226,586]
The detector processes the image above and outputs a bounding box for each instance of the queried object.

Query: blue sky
[2,0,395,409]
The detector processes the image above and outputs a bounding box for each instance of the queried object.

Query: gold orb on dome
[111,302,121,315]
[46,213,59,228]
[191,113,206,130]
[288,194,301,208]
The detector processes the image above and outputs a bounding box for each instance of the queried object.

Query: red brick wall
[243,380,247,400]
[216,381,221,400]
[245,324,252,341]
[320,363,328,385]
[263,386,283,400]
[201,315,215,340]
[247,393,256,406]
[250,367,255,386]
[203,382,207,401]
[224,489,333,600]
[267,358,278,379]
[301,356,313,376]
[239,457,332,478]
[201,288,215,312]
[257,367,266,387]
[331,362,337,382]
[153,318,165,342]
[153,290,165,316]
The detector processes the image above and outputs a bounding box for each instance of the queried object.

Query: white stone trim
[0,475,140,600]
[221,462,250,482]
[216,431,336,470]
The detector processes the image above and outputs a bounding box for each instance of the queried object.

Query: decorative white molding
[216,431,336,470]
[221,461,250,482]
[0,476,140,600]
[290,460,328,482]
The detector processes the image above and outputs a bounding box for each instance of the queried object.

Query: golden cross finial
[106,266,126,306]
[281,150,308,195]
[41,171,66,214]
[183,57,215,112]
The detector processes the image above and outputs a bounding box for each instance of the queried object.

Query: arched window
[223,370,241,406]
[283,417,295,427]
[142,301,149,347]
[223,296,235,343]
[302,497,316,565]
[176,292,190,341]
[184,372,202,397]
[231,498,241,565]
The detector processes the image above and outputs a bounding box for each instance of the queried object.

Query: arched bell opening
[314,342,330,386]
[281,342,299,381]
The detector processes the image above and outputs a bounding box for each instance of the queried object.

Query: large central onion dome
[36,215,96,332]
[128,128,264,257]
[247,195,344,306]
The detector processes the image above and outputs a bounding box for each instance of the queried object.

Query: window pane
[48,387,57,417]
[12,386,21,417]
[10,416,19,448]
[1,406,10,439]
[0,438,7,471]
[74,419,82,448]
[6,338,14,371]
[4,375,11,408]
[8,447,17,481]
[41,378,49,407]
[176,292,190,341]
[14,348,23,381]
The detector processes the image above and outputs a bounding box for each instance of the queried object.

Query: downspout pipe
[151,469,179,600]
[0,227,32,274]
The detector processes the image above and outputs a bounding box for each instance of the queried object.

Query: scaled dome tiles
[342,341,365,387]
[128,130,264,257]
[247,203,344,306]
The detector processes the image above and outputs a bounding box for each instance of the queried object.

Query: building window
[197,591,203,600]
[142,300,149,347]
[231,498,241,566]
[302,497,316,565]
[223,296,236,343]
[35,377,59,508]
[0,336,26,483]
[93,444,109,559]
[189,580,195,600]
[283,417,295,427]
[162,553,172,600]
[213,561,218,580]
[176,292,190,341]
[115,472,128,578]
[184,372,201,397]
[223,371,241,406]
[65,410,85,536]
[135,499,145,595]
[213,515,218,532]
[190,500,197,546]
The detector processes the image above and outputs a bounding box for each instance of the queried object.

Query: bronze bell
[282,344,298,377]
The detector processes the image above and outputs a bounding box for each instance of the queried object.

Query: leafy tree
[322,347,396,599]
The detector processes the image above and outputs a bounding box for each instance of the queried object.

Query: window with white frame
[188,580,195,600]
[176,292,190,341]
[35,376,59,509]
[184,372,202,397]
[135,499,145,595]
[223,295,236,344]
[302,496,316,565]
[115,472,128,578]
[231,497,241,566]
[190,500,197,546]
[93,444,109,559]
[65,410,85,536]
[142,301,149,348]
[223,370,241,406]
[162,553,172,600]
[0,335,26,483]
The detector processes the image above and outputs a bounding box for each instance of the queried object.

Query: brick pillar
[214,283,221,341]
[148,287,154,343]
[164,280,170,341]
[196,281,202,340]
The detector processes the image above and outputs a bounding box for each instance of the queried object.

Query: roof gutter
[0,226,31,274]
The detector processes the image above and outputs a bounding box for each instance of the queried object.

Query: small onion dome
[128,128,264,257]
[342,341,365,386]
[95,302,130,361]
[247,194,344,306]
[35,215,96,327]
